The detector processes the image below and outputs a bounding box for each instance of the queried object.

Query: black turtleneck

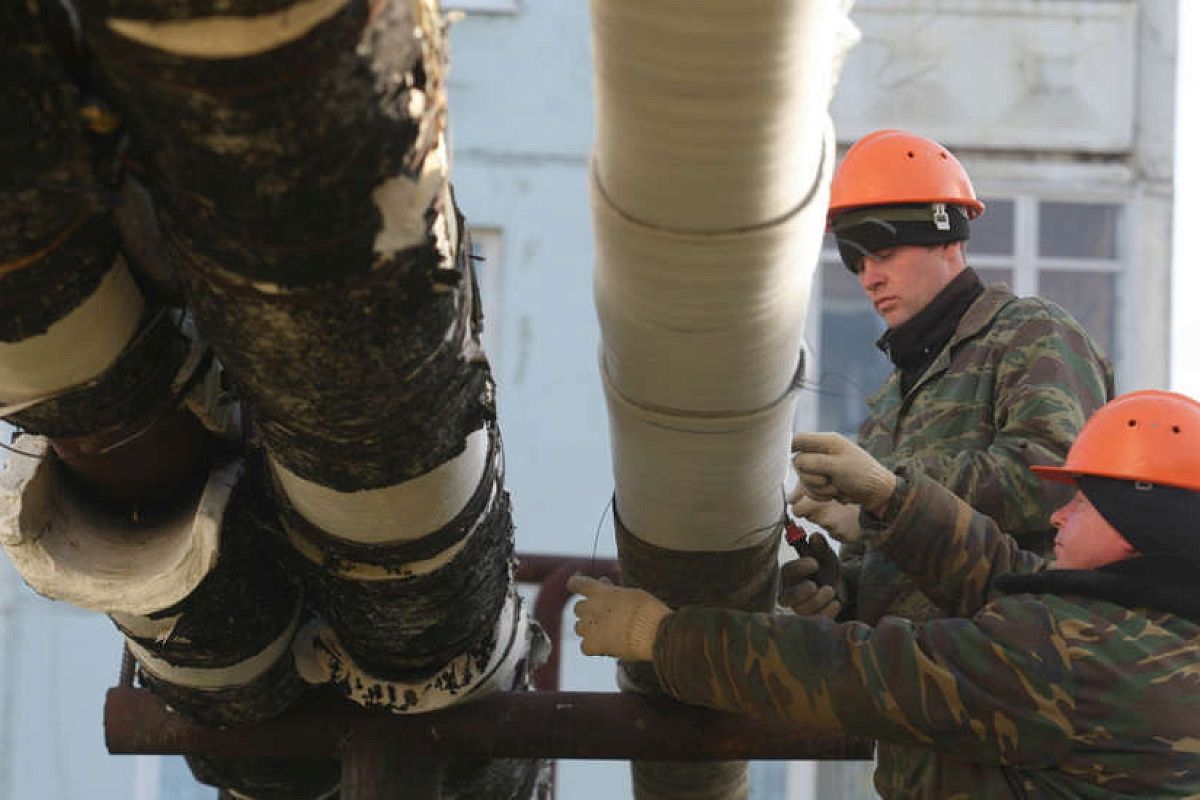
[876,267,984,395]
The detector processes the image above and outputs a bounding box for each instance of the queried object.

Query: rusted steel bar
[518,554,621,691]
[105,687,873,762]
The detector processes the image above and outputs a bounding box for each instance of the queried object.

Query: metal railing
[104,553,872,799]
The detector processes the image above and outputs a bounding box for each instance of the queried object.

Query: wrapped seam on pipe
[0,260,144,409]
[591,0,847,232]
[601,363,796,553]
[592,145,826,414]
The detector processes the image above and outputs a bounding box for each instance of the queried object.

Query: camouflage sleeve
[869,470,1045,617]
[653,597,1074,767]
[895,312,1111,537]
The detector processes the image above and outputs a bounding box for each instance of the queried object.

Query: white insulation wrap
[0,258,144,408]
[0,437,231,615]
[590,0,848,232]
[106,0,352,59]
[592,127,831,413]
[602,366,796,552]
[120,605,301,691]
[269,427,489,544]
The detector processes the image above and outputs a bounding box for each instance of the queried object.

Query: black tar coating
[113,462,307,727]
[0,1,113,343]
[613,508,782,696]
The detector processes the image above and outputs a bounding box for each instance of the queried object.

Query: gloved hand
[779,532,845,619]
[787,492,863,544]
[791,432,896,515]
[567,574,671,662]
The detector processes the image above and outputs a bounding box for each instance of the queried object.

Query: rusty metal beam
[105,687,872,762]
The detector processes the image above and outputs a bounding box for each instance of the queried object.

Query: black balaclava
[832,202,971,274]
[877,267,984,395]
[1076,475,1200,563]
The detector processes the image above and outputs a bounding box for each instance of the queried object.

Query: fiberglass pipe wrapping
[589,1,859,798]
[591,0,850,233]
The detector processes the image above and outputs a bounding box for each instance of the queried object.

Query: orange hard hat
[1032,390,1200,492]
[827,129,985,223]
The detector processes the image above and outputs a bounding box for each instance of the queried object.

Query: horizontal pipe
[105,687,872,762]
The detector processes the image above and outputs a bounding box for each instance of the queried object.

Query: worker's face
[1049,490,1137,569]
[856,244,963,329]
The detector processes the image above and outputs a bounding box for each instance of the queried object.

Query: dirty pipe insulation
[0,10,273,759]
[112,461,341,800]
[77,1,543,796]
[0,1,218,513]
[589,1,858,798]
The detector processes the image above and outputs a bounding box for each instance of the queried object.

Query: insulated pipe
[589,2,858,798]
[0,0,218,512]
[78,1,542,795]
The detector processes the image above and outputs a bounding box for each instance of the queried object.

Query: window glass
[814,261,891,436]
[969,199,1014,256]
[1038,202,1120,259]
[1037,270,1116,360]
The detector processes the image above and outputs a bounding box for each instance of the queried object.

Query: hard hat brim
[1030,464,1078,485]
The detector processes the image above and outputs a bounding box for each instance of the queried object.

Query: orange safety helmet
[827,129,985,223]
[1032,390,1200,492]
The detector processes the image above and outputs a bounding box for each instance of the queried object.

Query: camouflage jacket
[841,285,1113,796]
[844,284,1113,626]
[654,473,1200,799]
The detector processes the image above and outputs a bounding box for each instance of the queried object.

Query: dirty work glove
[567,574,671,662]
[791,432,896,515]
[787,492,863,545]
[779,532,845,619]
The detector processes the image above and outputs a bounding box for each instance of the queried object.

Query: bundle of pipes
[589,2,859,798]
[55,0,546,796]
[0,12,320,782]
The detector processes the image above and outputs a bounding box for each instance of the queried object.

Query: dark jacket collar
[994,555,1200,624]
[865,283,1017,412]
[877,269,984,395]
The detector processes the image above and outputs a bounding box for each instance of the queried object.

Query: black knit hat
[1076,475,1200,563]
[832,203,970,273]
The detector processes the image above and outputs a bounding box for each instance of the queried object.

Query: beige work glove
[567,574,671,662]
[791,432,897,516]
[787,493,863,545]
[779,532,845,619]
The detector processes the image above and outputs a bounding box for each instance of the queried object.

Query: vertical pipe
[587,2,859,797]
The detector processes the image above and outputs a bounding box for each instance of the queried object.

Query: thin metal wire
[0,439,44,459]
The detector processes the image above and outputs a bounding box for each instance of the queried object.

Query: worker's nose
[858,259,884,291]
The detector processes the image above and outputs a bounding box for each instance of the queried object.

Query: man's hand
[567,574,671,662]
[779,532,845,619]
[791,432,896,515]
[788,492,863,544]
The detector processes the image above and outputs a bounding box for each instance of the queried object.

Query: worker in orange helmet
[785,131,1115,611]
[779,127,1115,796]
[570,390,1200,799]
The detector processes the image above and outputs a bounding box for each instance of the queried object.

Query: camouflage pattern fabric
[847,285,1114,623]
[841,284,1113,794]
[654,473,1200,799]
